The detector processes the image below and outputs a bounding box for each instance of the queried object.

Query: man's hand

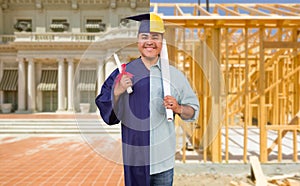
[114,75,133,99]
[163,95,195,120]
[163,95,182,114]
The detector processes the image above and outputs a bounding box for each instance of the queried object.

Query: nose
[145,40,154,46]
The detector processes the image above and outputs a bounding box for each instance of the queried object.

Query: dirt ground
[174,173,249,186]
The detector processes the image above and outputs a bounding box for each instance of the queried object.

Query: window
[4,91,17,111]
[120,18,129,27]
[80,91,96,112]
[14,19,32,32]
[50,19,69,32]
[85,19,106,32]
[42,91,58,112]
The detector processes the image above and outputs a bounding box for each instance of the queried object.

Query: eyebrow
[138,33,163,40]
[139,33,161,36]
[140,33,150,36]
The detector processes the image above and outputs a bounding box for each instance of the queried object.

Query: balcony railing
[0,35,16,43]
[0,27,138,47]
[11,27,138,42]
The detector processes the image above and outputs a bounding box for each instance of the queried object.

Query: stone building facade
[0,0,149,113]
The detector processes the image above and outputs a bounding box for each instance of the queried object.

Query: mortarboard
[126,12,165,34]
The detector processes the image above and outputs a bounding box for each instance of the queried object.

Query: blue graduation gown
[95,58,150,186]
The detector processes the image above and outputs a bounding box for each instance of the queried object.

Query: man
[95,12,199,186]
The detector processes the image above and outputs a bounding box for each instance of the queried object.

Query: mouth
[145,47,156,52]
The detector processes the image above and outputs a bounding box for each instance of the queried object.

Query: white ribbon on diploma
[160,39,173,122]
[113,53,133,94]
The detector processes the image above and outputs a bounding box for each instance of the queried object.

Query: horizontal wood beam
[263,41,300,48]
[266,125,300,130]
[163,16,300,28]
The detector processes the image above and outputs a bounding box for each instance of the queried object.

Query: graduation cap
[126,12,165,34]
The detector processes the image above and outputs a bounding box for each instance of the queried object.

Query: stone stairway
[0,118,121,134]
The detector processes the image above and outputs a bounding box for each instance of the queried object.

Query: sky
[151,0,298,3]
[150,0,299,16]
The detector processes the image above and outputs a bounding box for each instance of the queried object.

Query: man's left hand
[163,95,182,114]
[163,95,195,120]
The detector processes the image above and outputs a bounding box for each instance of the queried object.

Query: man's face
[138,32,163,61]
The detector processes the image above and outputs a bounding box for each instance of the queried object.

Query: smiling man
[138,32,162,68]
[95,12,199,186]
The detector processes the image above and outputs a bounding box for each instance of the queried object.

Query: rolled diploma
[113,53,133,94]
[160,39,173,122]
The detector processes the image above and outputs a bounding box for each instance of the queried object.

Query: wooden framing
[151,3,300,163]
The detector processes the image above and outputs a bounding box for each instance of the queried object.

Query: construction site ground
[0,113,299,185]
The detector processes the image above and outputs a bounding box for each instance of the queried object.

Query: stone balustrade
[0,35,16,43]
[0,27,138,43]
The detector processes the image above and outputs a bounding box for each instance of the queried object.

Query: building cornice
[0,45,17,53]
[10,38,137,51]
[8,27,138,51]
[1,0,149,10]
[10,42,91,51]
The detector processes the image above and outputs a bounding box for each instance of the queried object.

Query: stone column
[27,58,36,112]
[67,58,74,111]
[36,62,42,112]
[0,8,3,34]
[57,58,66,111]
[105,60,116,79]
[97,58,105,95]
[96,58,105,114]
[0,60,3,105]
[17,58,26,112]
